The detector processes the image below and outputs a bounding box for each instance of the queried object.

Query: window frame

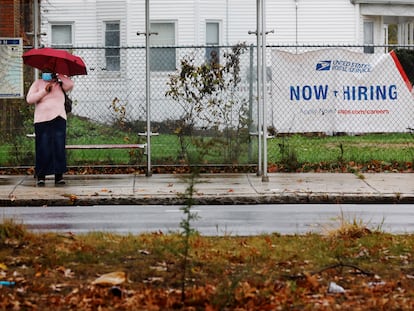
[104,21,121,72]
[149,21,177,72]
[50,23,74,48]
[363,20,375,54]
[205,21,221,64]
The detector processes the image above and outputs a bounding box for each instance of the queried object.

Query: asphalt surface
[3,204,414,235]
[1,172,414,206]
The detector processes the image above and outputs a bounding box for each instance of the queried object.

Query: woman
[26,69,74,186]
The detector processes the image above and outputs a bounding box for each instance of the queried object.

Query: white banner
[271,49,414,133]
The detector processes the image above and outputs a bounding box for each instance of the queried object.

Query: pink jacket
[26,74,74,123]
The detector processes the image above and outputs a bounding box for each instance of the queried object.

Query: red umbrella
[22,47,87,76]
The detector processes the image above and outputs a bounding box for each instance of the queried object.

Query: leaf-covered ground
[1,220,414,310]
[1,158,413,177]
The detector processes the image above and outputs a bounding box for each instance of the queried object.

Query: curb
[3,193,414,207]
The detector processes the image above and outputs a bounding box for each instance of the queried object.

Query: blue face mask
[42,72,53,81]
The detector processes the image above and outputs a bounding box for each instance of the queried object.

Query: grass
[1,115,413,170]
[267,133,414,164]
[1,218,414,309]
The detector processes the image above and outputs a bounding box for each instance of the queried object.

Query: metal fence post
[261,0,269,182]
[248,44,254,162]
[256,0,262,177]
[144,0,152,177]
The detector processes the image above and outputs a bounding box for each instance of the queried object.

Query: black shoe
[55,174,65,185]
[37,179,45,187]
[55,179,65,185]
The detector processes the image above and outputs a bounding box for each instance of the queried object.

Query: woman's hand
[45,83,54,93]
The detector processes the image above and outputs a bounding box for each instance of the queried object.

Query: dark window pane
[105,22,120,71]
[150,47,176,71]
[206,47,220,64]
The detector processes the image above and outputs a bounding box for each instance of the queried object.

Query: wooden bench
[26,134,147,153]
[66,144,147,153]
[65,143,147,154]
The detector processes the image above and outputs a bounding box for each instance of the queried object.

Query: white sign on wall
[0,38,24,99]
[271,49,414,133]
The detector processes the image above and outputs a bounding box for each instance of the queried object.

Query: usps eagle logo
[316,61,331,71]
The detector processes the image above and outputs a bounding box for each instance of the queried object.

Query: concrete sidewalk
[1,173,414,206]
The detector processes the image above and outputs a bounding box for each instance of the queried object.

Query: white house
[36,0,414,124]
[40,0,414,48]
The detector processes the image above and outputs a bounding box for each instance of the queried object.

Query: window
[150,22,176,71]
[206,22,220,64]
[105,22,120,71]
[363,21,374,54]
[399,22,414,45]
[51,24,73,48]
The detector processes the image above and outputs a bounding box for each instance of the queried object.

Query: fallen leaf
[56,266,74,278]
[304,272,320,290]
[50,283,71,292]
[143,277,164,284]
[139,249,150,255]
[150,262,167,272]
[92,271,126,286]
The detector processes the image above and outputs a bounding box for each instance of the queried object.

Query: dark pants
[34,116,67,178]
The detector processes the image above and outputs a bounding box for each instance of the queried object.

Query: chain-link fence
[1,44,413,170]
[66,44,257,168]
[71,45,255,130]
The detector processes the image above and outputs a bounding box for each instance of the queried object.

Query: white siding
[125,0,145,46]
[40,0,414,47]
[40,0,126,47]
[267,0,358,44]
[227,0,257,45]
[152,0,196,45]
[96,0,127,46]
[40,0,98,46]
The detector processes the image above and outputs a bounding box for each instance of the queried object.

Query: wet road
[2,204,414,235]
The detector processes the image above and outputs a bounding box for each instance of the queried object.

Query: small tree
[166,43,250,164]
[166,43,249,304]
